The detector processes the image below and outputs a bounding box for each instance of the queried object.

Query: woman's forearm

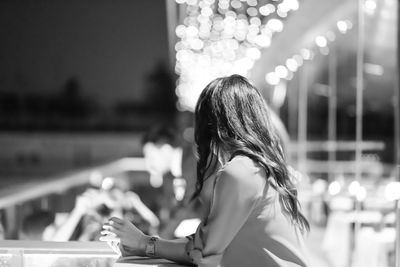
[103,217,195,265]
[141,236,194,265]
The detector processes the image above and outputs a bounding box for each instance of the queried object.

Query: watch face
[145,237,159,257]
[146,244,155,256]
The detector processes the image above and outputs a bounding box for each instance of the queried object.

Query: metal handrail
[0,157,146,209]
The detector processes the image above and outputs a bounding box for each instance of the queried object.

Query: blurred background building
[0,0,399,267]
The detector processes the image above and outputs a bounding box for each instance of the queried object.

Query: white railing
[0,240,189,267]
[0,240,117,267]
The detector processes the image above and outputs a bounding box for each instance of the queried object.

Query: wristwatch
[145,236,159,257]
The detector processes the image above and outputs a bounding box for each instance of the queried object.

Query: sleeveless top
[185,156,309,267]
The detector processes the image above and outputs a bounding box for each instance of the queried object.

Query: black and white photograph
[0,0,398,266]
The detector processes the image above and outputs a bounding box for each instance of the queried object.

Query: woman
[101,75,310,267]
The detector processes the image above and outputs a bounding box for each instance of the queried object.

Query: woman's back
[194,156,308,267]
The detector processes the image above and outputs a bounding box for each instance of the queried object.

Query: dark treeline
[0,63,177,131]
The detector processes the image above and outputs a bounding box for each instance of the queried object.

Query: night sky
[0,0,170,109]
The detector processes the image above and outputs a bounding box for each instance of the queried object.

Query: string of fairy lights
[267,0,381,88]
[174,0,378,111]
[265,19,354,87]
[174,0,300,111]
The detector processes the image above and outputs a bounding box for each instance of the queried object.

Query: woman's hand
[101,217,150,257]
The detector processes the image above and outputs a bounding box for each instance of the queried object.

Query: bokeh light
[174,0,301,110]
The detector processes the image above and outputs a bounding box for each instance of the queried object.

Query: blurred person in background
[19,176,159,242]
[18,192,112,241]
[141,125,200,238]
[102,75,309,267]
[72,177,160,241]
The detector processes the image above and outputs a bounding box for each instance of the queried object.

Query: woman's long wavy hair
[193,74,309,233]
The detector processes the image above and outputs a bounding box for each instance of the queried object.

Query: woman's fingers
[101,229,116,237]
[100,236,123,258]
[99,235,120,242]
[102,224,124,237]
[103,221,123,231]
[101,216,144,253]
[109,240,122,256]
[100,227,124,240]
[109,217,125,225]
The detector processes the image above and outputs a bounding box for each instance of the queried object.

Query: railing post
[328,43,337,183]
[395,0,400,266]
[4,205,20,240]
[395,199,400,267]
[298,62,308,175]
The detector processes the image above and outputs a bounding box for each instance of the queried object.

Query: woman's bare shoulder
[224,155,264,174]
[219,155,266,194]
